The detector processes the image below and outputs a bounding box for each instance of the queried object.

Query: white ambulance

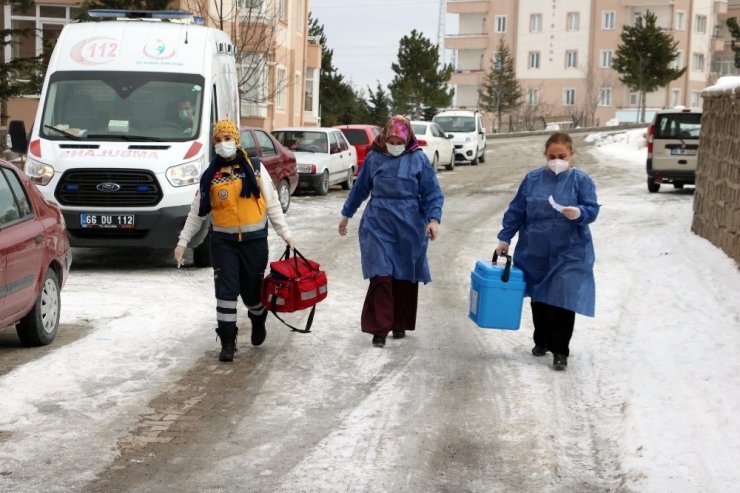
[22,10,240,266]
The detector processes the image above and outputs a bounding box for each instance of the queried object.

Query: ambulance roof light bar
[87,9,205,25]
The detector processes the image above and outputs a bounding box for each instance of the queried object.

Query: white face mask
[178,109,191,120]
[387,144,405,157]
[547,159,570,175]
[215,140,237,158]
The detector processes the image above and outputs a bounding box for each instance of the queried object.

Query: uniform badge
[218,189,228,200]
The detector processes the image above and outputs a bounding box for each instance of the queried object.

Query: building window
[304,68,315,111]
[671,89,681,107]
[529,51,540,69]
[295,0,303,33]
[496,15,507,33]
[602,11,616,30]
[598,87,612,106]
[564,88,576,106]
[276,67,286,110]
[690,91,701,108]
[672,50,684,70]
[565,50,578,68]
[566,12,580,32]
[675,11,685,31]
[294,73,301,114]
[600,49,613,68]
[695,15,707,34]
[692,53,705,71]
[7,4,79,67]
[279,0,287,21]
[530,13,542,33]
[528,88,539,106]
[240,55,268,117]
[629,92,639,106]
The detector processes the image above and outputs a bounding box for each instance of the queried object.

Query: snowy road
[1,131,739,492]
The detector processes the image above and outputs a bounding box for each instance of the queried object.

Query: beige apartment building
[446,0,733,129]
[1,0,320,131]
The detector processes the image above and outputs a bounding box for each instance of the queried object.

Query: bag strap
[491,251,512,283]
[292,247,318,273]
[266,293,314,333]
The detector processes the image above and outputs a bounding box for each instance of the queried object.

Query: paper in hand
[548,195,565,212]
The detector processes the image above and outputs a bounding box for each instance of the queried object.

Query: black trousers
[531,301,575,356]
[361,276,419,336]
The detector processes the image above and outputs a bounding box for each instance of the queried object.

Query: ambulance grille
[55,169,163,207]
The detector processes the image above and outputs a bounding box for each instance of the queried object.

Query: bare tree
[582,69,616,128]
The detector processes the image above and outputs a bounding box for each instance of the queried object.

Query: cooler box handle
[491,252,512,283]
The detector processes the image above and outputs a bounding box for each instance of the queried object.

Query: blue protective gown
[341,149,444,284]
[497,167,600,317]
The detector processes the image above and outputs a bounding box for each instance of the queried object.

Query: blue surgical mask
[215,140,237,158]
[387,144,405,157]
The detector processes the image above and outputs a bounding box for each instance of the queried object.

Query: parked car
[239,127,298,212]
[432,110,487,165]
[272,127,357,195]
[646,107,702,193]
[335,124,381,175]
[410,120,455,171]
[0,159,72,346]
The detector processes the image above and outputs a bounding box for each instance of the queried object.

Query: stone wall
[692,85,740,265]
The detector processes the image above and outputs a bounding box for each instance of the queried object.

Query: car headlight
[167,157,205,187]
[24,159,55,186]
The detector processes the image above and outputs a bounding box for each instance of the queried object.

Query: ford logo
[96,182,121,192]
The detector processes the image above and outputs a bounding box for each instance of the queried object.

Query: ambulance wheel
[277,179,291,212]
[193,233,212,268]
[316,170,330,196]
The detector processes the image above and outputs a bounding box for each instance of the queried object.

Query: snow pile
[703,76,740,94]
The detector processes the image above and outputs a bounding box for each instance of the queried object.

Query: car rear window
[433,116,475,133]
[654,113,701,139]
[341,129,370,145]
[411,124,427,135]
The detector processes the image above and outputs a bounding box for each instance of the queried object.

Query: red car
[1,159,72,346]
[336,124,381,175]
[240,127,299,212]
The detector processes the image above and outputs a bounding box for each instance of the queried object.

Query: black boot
[215,326,238,362]
[248,310,267,346]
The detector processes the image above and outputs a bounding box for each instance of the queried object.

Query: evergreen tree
[728,17,740,69]
[479,39,522,132]
[388,29,453,120]
[367,82,391,126]
[612,10,685,122]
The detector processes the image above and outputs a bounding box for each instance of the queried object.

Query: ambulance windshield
[39,71,205,141]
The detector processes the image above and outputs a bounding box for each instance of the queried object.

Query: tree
[388,29,453,120]
[479,39,521,132]
[728,17,740,69]
[0,0,48,126]
[367,82,391,126]
[612,10,685,123]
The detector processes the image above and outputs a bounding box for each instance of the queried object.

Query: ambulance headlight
[167,157,204,187]
[24,159,55,186]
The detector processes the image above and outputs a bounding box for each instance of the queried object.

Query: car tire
[193,231,212,268]
[316,169,330,195]
[647,178,660,193]
[431,152,439,172]
[673,183,685,189]
[341,168,354,190]
[278,179,291,212]
[16,268,60,346]
[471,148,479,166]
[446,153,455,171]
[478,146,486,163]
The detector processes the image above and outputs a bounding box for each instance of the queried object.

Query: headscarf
[372,115,420,155]
[212,119,240,145]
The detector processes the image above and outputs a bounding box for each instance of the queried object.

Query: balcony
[445,33,489,50]
[450,69,485,86]
[447,0,489,14]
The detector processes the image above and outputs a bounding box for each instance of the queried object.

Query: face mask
[547,159,570,175]
[387,144,405,157]
[178,109,191,120]
[215,140,237,158]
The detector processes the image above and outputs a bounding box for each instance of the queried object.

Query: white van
[20,11,240,266]
[432,110,487,165]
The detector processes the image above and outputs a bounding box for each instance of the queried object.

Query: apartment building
[446,0,730,128]
[712,0,740,77]
[1,0,320,131]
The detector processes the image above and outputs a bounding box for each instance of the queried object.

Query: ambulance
[22,10,240,266]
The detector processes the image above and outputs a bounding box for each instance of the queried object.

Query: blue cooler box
[469,256,526,330]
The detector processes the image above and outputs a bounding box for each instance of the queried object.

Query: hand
[561,206,581,220]
[174,245,186,267]
[285,237,295,250]
[496,241,509,256]
[425,220,439,241]
[338,216,349,236]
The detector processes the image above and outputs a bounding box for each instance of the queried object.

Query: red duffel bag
[260,247,327,333]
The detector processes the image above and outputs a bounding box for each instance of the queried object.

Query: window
[496,15,507,33]
[255,130,277,157]
[690,91,701,108]
[564,88,576,106]
[675,11,685,31]
[600,49,613,68]
[528,88,539,106]
[276,67,286,110]
[529,51,540,69]
[7,4,79,71]
[566,12,579,32]
[240,56,267,117]
[0,168,33,226]
[304,68,314,112]
[240,130,258,157]
[530,14,542,32]
[294,73,301,114]
[598,87,612,106]
[672,51,684,70]
[335,131,349,151]
[295,0,303,32]
[279,0,287,21]
[671,89,681,107]
[602,11,616,30]
[565,50,578,68]
[629,92,639,106]
[692,53,705,71]
[695,15,707,34]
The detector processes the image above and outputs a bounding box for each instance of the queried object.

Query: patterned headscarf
[373,115,419,154]
[212,119,240,144]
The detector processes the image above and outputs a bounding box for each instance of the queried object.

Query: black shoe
[215,326,238,362]
[249,310,267,347]
[553,353,568,371]
[392,330,406,339]
[532,344,547,357]
[372,335,386,347]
